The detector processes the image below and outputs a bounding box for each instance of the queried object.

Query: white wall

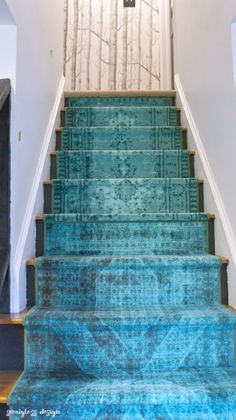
[0,25,16,89]
[3,0,65,312]
[0,2,16,88]
[173,0,236,306]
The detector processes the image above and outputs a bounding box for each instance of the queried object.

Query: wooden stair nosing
[0,309,29,325]
[43,179,204,185]
[43,180,52,186]
[61,106,182,112]
[64,90,176,98]
[26,255,229,267]
[0,371,22,404]
[55,127,188,133]
[35,213,215,222]
[221,256,230,265]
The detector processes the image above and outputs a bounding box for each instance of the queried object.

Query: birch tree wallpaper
[64,0,161,90]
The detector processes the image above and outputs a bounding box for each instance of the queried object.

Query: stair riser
[39,220,210,257]
[53,151,192,180]
[66,96,175,107]
[0,325,24,370]
[25,323,235,373]
[50,179,200,214]
[62,107,180,128]
[57,127,187,151]
[35,258,221,308]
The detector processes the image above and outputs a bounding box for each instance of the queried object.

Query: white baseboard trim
[175,74,236,266]
[11,75,65,313]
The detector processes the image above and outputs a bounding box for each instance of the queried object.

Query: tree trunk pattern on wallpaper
[130,9,134,89]
[148,0,153,88]
[86,0,92,89]
[122,8,128,90]
[137,0,142,89]
[64,0,160,90]
[63,0,69,76]
[98,0,104,90]
[78,0,84,89]
[109,0,118,90]
[71,0,79,89]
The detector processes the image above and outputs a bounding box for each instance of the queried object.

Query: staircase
[9,92,236,419]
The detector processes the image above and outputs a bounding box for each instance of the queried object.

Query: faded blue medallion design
[56,151,191,179]
[51,178,199,214]
[65,106,178,128]
[61,127,185,151]
[43,213,209,256]
[9,94,236,419]
[66,96,175,108]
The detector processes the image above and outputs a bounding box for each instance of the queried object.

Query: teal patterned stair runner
[9,94,236,419]
[56,150,191,179]
[60,127,185,150]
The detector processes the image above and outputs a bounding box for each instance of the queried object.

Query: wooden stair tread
[221,256,230,264]
[61,106,181,112]
[64,90,176,98]
[26,259,35,266]
[0,309,29,325]
[36,213,215,222]
[26,256,229,266]
[51,151,194,156]
[55,127,187,132]
[0,371,22,403]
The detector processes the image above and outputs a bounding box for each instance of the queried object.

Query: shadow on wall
[64,0,161,90]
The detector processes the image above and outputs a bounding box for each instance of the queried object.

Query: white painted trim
[160,0,172,89]
[10,75,65,313]
[175,74,236,267]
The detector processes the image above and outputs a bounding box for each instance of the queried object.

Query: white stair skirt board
[10,76,65,314]
[175,74,236,268]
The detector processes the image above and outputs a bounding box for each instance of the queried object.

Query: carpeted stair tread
[66,95,174,107]
[42,213,210,256]
[8,368,236,411]
[64,106,178,127]
[23,305,235,374]
[43,212,209,222]
[35,255,221,308]
[24,304,235,327]
[52,178,200,214]
[55,150,191,179]
[35,254,219,263]
[60,126,185,151]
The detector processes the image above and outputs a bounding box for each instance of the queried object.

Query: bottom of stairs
[8,304,236,419]
[9,368,236,419]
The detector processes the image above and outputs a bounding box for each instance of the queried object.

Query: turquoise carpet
[9,95,236,419]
